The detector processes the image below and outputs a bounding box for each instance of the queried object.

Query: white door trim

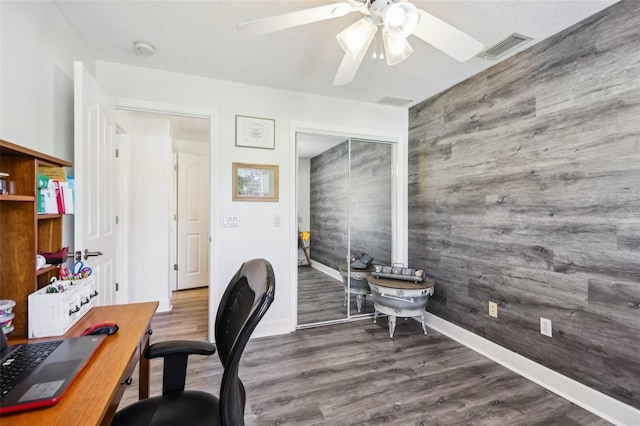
[111,98,217,341]
[288,120,407,332]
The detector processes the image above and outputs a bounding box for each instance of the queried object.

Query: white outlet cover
[540,317,552,337]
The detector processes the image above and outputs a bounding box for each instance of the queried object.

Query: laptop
[0,330,106,415]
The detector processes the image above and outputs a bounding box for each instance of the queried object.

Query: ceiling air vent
[377,96,413,106]
[477,33,532,60]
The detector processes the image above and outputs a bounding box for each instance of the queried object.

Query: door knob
[84,249,104,260]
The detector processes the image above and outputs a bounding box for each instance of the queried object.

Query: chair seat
[112,390,220,426]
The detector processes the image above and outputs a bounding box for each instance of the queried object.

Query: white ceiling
[54,1,618,108]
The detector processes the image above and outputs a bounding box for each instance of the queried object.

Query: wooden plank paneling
[408,0,640,409]
[310,141,392,269]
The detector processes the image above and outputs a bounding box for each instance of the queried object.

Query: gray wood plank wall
[408,0,640,409]
[311,141,393,270]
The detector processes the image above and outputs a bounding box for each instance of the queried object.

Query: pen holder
[28,275,97,338]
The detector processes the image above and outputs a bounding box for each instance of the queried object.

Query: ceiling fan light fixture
[337,18,377,59]
[383,30,413,65]
[383,2,419,40]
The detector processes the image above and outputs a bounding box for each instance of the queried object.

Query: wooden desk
[2,302,158,426]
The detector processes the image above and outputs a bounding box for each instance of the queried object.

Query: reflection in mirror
[297,133,347,325]
[296,133,394,327]
[347,139,393,318]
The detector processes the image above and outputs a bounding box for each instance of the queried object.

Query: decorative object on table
[372,263,425,283]
[235,115,275,149]
[367,275,435,339]
[351,253,373,269]
[0,300,16,334]
[339,263,373,313]
[232,162,279,202]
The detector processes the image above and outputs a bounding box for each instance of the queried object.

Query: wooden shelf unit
[0,139,72,337]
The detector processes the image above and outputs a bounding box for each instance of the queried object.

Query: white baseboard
[308,261,341,281]
[421,313,640,426]
[252,318,291,339]
[156,299,171,313]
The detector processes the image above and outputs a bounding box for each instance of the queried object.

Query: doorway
[116,109,211,311]
[296,131,395,327]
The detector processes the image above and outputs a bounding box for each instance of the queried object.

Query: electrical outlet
[540,317,552,337]
[488,301,498,318]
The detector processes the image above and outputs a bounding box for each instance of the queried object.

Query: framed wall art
[232,162,279,202]
[235,115,275,149]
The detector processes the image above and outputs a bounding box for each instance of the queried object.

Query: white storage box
[28,275,98,338]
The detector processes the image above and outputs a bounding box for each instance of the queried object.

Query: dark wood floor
[297,266,374,325]
[119,287,610,425]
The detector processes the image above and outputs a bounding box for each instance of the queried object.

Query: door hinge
[174,214,178,221]
[174,264,178,271]
[115,149,119,158]
[115,215,119,224]
[115,282,119,291]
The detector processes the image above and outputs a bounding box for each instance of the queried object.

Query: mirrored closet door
[346,138,393,318]
[296,133,394,327]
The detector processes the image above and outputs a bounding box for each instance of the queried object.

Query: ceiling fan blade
[332,34,374,86]
[238,2,365,36]
[412,9,484,62]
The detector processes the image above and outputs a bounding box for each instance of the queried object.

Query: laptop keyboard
[1,340,63,399]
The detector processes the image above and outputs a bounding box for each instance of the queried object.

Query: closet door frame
[290,121,405,329]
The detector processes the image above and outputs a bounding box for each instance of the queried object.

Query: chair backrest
[215,258,275,426]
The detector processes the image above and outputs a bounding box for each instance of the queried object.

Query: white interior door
[74,61,118,306]
[177,153,210,290]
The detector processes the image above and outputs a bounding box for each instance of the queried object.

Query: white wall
[0,1,94,158]
[0,1,95,256]
[96,61,408,338]
[127,114,173,311]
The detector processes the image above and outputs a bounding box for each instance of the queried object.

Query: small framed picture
[232,162,279,202]
[235,115,275,149]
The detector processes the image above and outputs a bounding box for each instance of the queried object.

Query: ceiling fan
[237,0,484,86]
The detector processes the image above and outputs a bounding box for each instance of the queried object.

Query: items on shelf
[0,300,16,334]
[37,166,74,214]
[372,263,425,283]
[0,172,9,194]
[38,246,69,265]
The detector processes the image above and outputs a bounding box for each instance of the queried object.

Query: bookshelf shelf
[0,139,72,338]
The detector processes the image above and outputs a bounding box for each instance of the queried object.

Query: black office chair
[112,258,275,426]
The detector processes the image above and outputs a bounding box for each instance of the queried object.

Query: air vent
[377,96,413,106]
[477,33,532,60]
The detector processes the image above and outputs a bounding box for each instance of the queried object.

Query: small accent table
[367,275,435,338]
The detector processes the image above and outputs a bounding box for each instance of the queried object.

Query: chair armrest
[145,340,216,395]
[145,340,216,359]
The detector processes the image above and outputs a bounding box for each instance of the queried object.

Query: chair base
[112,390,220,426]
